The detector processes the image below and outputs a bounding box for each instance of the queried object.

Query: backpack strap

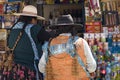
[73,37,90,77]
[7,22,25,54]
[47,38,53,57]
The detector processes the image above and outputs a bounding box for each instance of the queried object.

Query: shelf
[102,11,118,13]
[102,25,119,27]
[101,0,119,2]
[0,1,22,4]
[102,11,118,15]
[0,14,15,16]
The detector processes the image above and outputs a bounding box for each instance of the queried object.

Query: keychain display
[83,32,120,80]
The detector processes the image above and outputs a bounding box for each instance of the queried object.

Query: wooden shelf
[101,0,119,2]
[0,1,22,4]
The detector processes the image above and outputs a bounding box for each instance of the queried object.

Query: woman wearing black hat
[38,14,96,80]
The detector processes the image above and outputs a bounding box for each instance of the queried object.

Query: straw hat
[14,5,45,20]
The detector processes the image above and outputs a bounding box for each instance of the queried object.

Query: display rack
[0,1,23,54]
[0,29,7,53]
[84,0,102,33]
[101,0,120,26]
[0,1,23,29]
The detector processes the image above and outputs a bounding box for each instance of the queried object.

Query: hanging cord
[45,38,55,80]
[7,21,27,50]
[72,36,90,78]
[7,22,26,54]
[71,36,79,76]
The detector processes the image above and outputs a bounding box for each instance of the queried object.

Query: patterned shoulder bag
[0,29,24,71]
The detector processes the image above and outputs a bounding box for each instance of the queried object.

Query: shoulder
[74,37,88,46]
[75,37,87,43]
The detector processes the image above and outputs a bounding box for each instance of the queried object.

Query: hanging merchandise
[88,33,94,46]
[0,1,22,29]
[83,32,120,80]
[0,29,7,52]
[85,0,120,79]
[88,0,101,14]
[0,3,4,14]
[102,12,118,26]
[102,25,120,54]
[1,2,21,29]
[116,34,120,53]
[101,0,119,26]
[85,21,101,33]
[107,33,113,52]
[101,33,106,42]
[4,2,21,14]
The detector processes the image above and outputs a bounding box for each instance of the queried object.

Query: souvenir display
[3,15,18,29]
[0,0,119,79]
[83,31,120,80]
[0,29,7,52]
[4,2,21,14]
[0,3,3,14]
[0,1,21,29]
[86,22,101,33]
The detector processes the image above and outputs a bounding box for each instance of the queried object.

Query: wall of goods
[0,0,22,29]
[0,0,119,79]
[0,0,22,64]
[84,0,120,79]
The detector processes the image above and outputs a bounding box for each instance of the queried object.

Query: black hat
[48,14,83,28]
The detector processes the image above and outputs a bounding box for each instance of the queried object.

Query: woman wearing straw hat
[2,5,51,80]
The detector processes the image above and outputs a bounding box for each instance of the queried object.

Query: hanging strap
[25,24,39,60]
[25,24,41,80]
[47,38,53,57]
[10,32,22,51]
[8,25,25,52]
[73,37,90,77]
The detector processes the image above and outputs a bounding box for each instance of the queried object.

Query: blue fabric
[25,24,39,60]
[25,24,40,80]
[12,22,24,29]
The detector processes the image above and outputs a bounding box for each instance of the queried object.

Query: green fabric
[8,24,42,70]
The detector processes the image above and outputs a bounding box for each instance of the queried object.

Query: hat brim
[13,13,45,20]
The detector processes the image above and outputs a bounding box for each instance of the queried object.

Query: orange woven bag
[45,35,90,80]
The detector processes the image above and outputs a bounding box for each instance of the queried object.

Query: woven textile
[45,35,90,80]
